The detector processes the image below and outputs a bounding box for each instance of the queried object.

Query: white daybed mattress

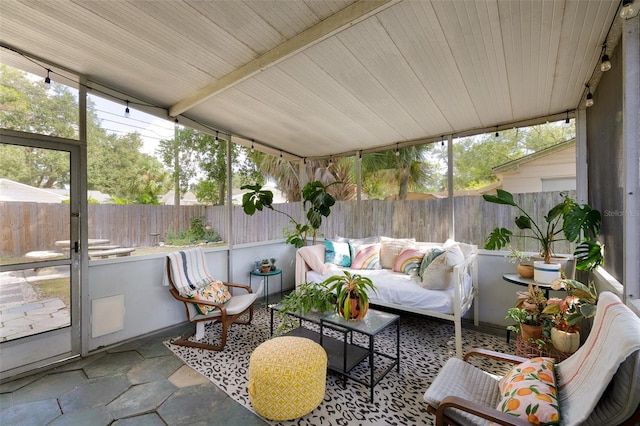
[306,268,472,315]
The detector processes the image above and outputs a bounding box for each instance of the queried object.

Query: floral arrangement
[543,279,598,332]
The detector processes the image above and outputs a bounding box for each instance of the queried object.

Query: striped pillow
[393,248,425,275]
[350,242,382,270]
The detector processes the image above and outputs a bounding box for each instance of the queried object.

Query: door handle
[74,241,79,253]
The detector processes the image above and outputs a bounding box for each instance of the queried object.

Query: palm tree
[361,145,431,200]
[255,154,356,201]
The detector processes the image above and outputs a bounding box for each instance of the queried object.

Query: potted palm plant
[323,271,377,320]
[483,190,603,282]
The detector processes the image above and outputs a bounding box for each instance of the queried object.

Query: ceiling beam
[169,0,400,117]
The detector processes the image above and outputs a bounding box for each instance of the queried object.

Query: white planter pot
[551,327,580,353]
[533,261,561,284]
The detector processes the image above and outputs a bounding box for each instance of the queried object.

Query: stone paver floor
[0,270,71,342]
[0,322,269,425]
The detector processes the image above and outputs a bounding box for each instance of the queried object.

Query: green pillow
[419,248,443,279]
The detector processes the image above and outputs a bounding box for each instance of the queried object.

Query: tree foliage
[157,129,261,205]
[0,64,171,203]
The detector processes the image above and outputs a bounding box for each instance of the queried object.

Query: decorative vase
[533,261,561,284]
[260,265,271,273]
[551,327,580,353]
[520,323,543,341]
[517,263,534,278]
[338,297,369,320]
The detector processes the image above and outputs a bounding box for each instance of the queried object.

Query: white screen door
[0,132,81,379]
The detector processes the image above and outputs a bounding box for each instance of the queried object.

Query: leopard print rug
[164,306,513,426]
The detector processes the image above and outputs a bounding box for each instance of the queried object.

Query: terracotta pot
[520,323,543,341]
[551,327,580,353]
[260,265,271,273]
[517,263,534,278]
[339,297,369,320]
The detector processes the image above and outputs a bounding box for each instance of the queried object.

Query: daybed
[295,237,478,358]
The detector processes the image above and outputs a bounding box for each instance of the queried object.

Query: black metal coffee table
[269,305,400,402]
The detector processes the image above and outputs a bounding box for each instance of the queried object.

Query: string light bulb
[495,127,499,138]
[250,140,254,153]
[600,44,611,72]
[395,143,400,156]
[44,69,51,89]
[124,101,130,118]
[621,0,639,19]
[441,136,445,147]
[564,110,570,127]
[215,131,219,142]
[585,84,594,108]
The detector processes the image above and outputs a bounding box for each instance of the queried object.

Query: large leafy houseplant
[241,181,338,248]
[483,189,603,271]
[323,271,377,320]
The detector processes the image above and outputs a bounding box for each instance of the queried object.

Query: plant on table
[543,279,598,332]
[505,245,533,278]
[505,283,547,339]
[324,271,377,321]
[483,190,603,271]
[260,259,271,273]
[274,282,336,334]
[241,181,340,248]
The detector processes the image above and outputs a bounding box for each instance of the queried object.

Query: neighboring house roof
[0,179,68,203]
[492,139,576,174]
[159,190,200,205]
[0,179,116,203]
[491,139,576,194]
[48,188,114,203]
[385,181,502,200]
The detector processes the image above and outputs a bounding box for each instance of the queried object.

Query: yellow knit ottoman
[248,336,327,421]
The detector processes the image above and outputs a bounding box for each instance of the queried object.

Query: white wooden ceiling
[0,0,620,159]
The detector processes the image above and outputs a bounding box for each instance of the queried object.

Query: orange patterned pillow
[185,280,232,314]
[497,357,560,425]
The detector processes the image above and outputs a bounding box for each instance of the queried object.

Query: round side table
[250,268,283,305]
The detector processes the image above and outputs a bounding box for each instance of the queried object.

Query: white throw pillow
[420,254,451,290]
[421,242,465,290]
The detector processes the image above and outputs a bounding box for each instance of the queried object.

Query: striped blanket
[165,248,216,295]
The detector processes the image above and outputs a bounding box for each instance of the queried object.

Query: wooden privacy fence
[1,191,575,257]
